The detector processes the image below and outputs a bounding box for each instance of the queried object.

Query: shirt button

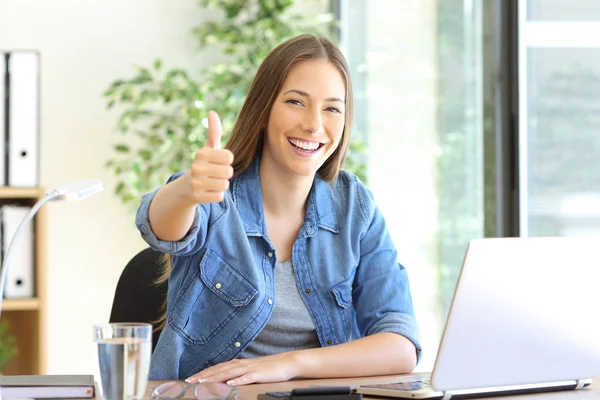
[326,339,333,345]
[267,252,273,258]
[268,298,273,305]
[234,342,241,348]
[215,283,222,289]
[305,288,312,294]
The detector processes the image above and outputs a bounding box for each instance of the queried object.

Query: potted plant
[103,0,366,211]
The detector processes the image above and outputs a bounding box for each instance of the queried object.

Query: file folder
[6,51,40,187]
[0,51,6,186]
[1,205,35,298]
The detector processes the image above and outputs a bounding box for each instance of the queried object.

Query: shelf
[0,187,46,374]
[1,298,40,311]
[0,187,45,199]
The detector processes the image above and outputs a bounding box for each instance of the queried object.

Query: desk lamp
[0,179,104,318]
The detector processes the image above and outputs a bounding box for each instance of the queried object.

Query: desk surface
[143,374,600,400]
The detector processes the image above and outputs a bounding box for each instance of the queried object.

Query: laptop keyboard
[361,379,432,392]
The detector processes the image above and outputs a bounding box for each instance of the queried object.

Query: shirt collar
[231,157,339,237]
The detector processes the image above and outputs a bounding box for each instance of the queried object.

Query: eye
[326,106,343,114]
[286,99,304,106]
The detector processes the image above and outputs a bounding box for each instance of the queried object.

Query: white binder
[2,205,34,298]
[0,51,6,186]
[7,51,39,187]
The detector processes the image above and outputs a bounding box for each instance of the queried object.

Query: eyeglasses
[150,381,239,400]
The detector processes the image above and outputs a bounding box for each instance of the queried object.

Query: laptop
[357,237,600,399]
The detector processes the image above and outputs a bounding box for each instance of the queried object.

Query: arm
[135,111,233,254]
[290,184,419,379]
[136,153,233,255]
[293,331,416,378]
[349,185,421,364]
[135,172,207,255]
[148,111,231,241]
[186,332,416,385]
[148,171,197,241]
[282,190,419,379]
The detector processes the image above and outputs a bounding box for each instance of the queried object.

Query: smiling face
[261,59,346,180]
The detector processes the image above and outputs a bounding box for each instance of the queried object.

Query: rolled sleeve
[365,299,422,363]
[135,173,206,256]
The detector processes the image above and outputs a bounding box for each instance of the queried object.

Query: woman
[136,34,421,385]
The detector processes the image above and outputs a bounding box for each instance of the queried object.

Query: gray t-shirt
[238,259,321,358]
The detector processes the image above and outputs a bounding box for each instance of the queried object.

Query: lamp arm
[0,191,60,318]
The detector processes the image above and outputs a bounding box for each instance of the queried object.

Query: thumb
[205,110,223,149]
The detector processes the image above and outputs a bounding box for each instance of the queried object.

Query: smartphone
[258,386,362,400]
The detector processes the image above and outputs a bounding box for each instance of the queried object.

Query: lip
[287,137,325,157]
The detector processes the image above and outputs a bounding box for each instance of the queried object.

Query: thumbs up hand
[187,111,234,204]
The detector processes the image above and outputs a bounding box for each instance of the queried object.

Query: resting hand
[185,352,302,386]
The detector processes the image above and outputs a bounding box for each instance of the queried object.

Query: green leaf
[114,144,130,153]
[120,87,134,102]
[115,181,125,195]
[138,149,152,161]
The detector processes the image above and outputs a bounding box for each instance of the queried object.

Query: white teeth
[289,139,320,151]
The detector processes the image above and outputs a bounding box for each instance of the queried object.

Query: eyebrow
[284,89,345,104]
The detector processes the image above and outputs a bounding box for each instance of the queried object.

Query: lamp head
[47,179,104,201]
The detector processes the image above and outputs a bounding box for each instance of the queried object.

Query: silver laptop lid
[431,237,600,391]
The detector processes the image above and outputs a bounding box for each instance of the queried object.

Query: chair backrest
[109,247,167,351]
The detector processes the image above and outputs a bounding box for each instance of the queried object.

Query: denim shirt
[135,158,422,380]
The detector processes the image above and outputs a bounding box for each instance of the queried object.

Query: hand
[185,352,302,386]
[186,110,234,204]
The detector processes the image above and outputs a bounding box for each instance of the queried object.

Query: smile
[288,138,325,153]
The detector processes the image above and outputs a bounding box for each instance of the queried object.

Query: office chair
[109,247,168,351]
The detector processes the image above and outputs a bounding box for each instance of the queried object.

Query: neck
[259,155,314,217]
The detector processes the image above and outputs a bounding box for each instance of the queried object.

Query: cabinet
[0,187,47,374]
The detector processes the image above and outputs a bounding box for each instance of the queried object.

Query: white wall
[0,0,205,375]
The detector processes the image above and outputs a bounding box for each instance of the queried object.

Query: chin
[282,160,320,177]
[280,148,332,178]
[289,166,318,178]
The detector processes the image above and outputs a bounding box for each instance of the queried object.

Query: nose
[302,108,324,135]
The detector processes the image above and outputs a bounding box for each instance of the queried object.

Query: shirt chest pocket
[168,248,258,345]
[330,277,354,341]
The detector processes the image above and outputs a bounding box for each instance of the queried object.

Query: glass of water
[94,323,152,400]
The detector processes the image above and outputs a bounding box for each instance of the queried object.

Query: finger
[227,372,260,386]
[186,364,221,384]
[203,367,247,384]
[199,191,225,204]
[191,177,229,193]
[205,110,223,150]
[194,148,234,167]
[188,365,246,384]
[192,161,233,180]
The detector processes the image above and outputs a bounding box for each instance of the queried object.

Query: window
[339,0,486,370]
[519,0,600,237]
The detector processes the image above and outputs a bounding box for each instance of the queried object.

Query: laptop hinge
[441,391,454,400]
[575,379,591,390]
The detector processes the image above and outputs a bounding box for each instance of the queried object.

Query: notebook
[357,237,600,399]
[0,374,95,399]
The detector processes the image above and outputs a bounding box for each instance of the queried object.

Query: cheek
[268,106,300,135]
[326,118,345,143]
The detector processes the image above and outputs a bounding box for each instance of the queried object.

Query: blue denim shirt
[136,158,421,380]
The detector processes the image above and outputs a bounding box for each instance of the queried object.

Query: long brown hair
[153,34,354,332]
